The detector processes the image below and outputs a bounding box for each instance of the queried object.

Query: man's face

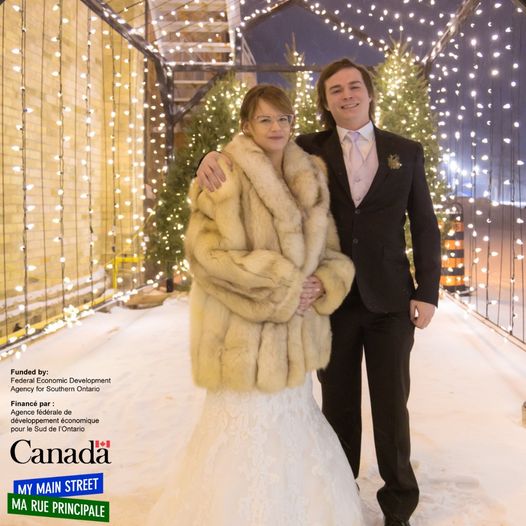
[324,67,372,130]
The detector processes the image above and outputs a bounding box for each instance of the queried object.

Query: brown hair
[239,84,294,129]
[316,58,376,129]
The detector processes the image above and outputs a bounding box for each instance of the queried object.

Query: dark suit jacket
[296,126,441,313]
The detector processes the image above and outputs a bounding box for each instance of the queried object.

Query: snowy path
[1,294,525,525]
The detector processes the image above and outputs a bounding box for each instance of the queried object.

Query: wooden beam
[173,79,210,85]
[161,42,231,52]
[173,73,226,125]
[158,20,228,32]
[154,0,224,11]
[169,63,325,73]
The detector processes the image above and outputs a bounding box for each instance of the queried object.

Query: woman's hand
[296,275,325,315]
[196,152,232,191]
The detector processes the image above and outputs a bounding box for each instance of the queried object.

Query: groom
[197,59,441,526]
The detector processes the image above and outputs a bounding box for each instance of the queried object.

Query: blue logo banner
[13,473,104,498]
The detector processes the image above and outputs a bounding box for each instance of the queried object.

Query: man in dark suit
[197,59,441,526]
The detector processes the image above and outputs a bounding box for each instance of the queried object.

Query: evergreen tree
[374,41,445,207]
[283,35,320,135]
[282,35,299,101]
[147,74,247,287]
[374,41,448,258]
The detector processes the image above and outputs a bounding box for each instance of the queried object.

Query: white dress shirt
[337,121,379,207]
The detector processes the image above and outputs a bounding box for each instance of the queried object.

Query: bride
[148,84,364,525]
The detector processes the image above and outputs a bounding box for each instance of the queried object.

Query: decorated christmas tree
[374,41,448,260]
[374,41,445,208]
[147,74,247,288]
[283,35,320,135]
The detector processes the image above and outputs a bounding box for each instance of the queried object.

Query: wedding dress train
[148,375,364,526]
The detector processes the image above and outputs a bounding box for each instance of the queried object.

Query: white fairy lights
[1,0,524,351]
[125,43,146,289]
[0,1,148,361]
[56,0,67,312]
[238,0,459,59]
[431,2,525,336]
[0,1,7,342]
[19,0,29,333]
[84,14,95,305]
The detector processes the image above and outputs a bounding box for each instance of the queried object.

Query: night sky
[243,0,464,75]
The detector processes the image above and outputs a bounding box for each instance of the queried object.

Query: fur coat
[185,133,355,392]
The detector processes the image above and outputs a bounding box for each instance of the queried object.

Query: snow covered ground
[1,293,525,525]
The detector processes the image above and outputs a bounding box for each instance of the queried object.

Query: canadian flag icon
[95,440,111,448]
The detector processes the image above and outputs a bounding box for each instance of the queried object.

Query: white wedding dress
[148,375,364,526]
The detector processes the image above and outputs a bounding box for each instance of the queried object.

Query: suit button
[352,238,359,245]
[355,209,361,215]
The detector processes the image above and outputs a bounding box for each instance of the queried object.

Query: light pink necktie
[348,130,364,174]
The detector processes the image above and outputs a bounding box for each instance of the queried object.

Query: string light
[104,30,120,286]
[85,14,95,306]
[127,44,139,289]
[1,0,7,343]
[432,1,524,336]
[20,0,29,335]
[57,0,67,314]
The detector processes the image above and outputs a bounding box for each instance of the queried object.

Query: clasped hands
[297,276,325,316]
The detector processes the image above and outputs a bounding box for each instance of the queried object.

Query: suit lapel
[322,130,353,203]
[360,126,391,207]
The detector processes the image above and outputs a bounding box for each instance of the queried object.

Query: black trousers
[318,289,419,521]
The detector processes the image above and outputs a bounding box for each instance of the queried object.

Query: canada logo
[11,439,112,465]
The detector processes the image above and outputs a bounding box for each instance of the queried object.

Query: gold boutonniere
[387,154,402,170]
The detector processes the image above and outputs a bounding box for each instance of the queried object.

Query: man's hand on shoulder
[197,152,231,192]
[409,300,436,329]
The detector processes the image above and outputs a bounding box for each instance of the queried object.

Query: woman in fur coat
[148,85,364,526]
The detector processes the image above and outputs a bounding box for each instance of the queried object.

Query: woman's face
[243,99,293,156]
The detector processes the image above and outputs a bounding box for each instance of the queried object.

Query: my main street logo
[10,439,112,464]
[8,472,109,522]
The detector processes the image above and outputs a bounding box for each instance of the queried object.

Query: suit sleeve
[295,134,310,153]
[185,166,303,323]
[407,143,442,306]
[306,158,355,315]
[312,213,355,315]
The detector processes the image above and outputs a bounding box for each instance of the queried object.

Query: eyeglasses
[252,114,294,128]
